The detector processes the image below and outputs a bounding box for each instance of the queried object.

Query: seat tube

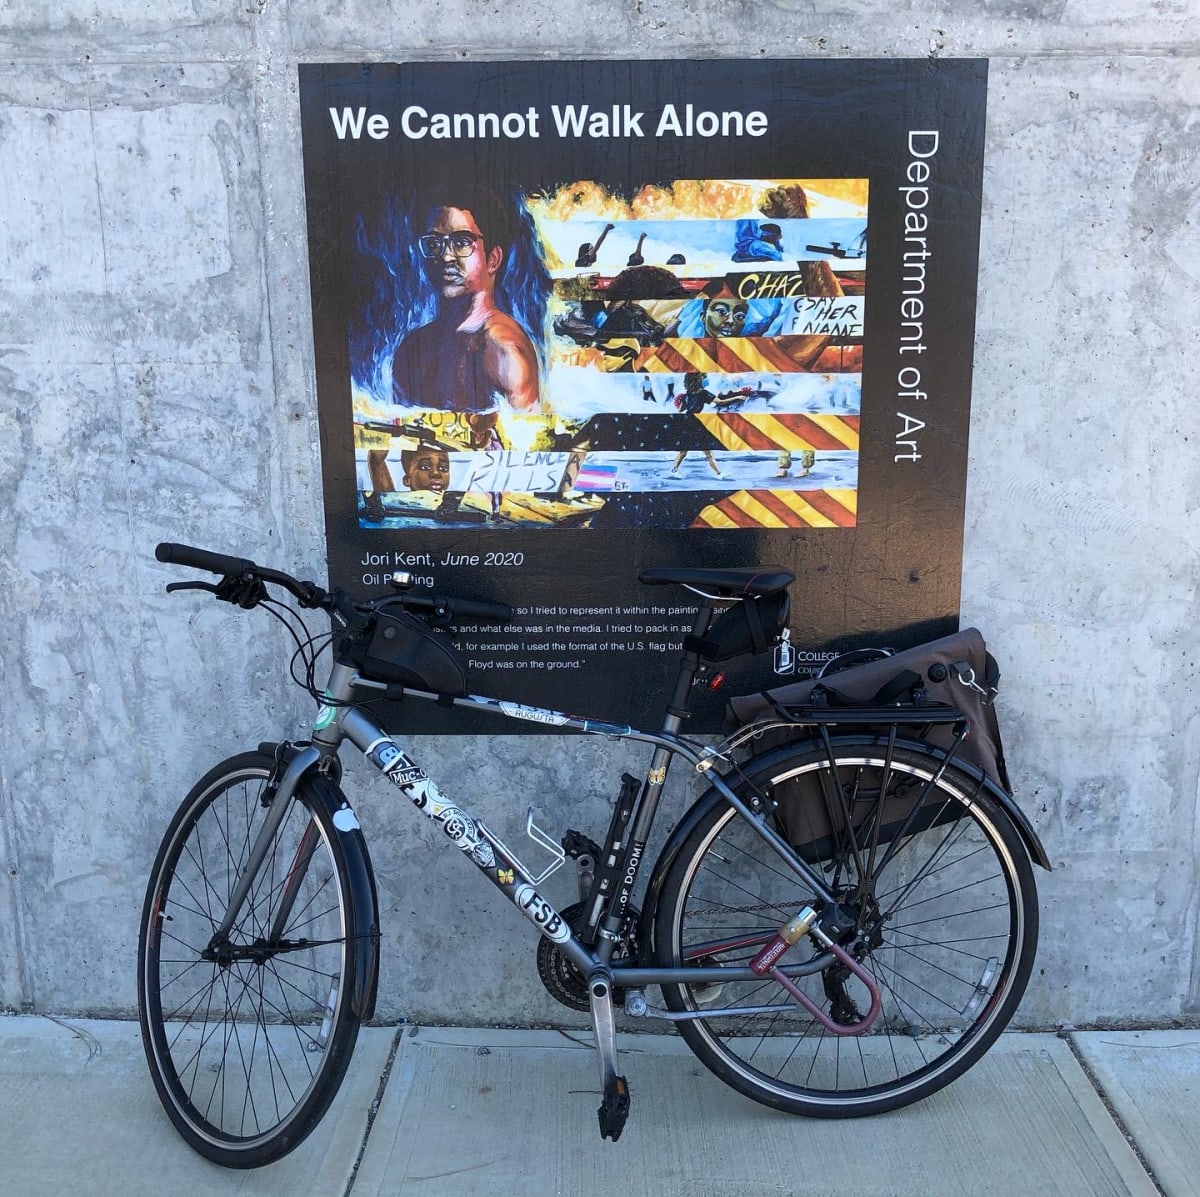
[595,601,715,961]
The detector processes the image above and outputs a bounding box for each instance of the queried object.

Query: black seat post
[661,599,717,733]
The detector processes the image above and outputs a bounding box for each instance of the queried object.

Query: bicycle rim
[660,745,1037,1115]
[139,760,355,1158]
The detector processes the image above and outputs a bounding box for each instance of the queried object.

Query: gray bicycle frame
[208,652,842,990]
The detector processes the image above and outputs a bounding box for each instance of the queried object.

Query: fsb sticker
[513,884,569,942]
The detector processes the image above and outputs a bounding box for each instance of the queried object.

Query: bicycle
[138,542,1047,1168]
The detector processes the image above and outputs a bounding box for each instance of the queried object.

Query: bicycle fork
[209,743,322,946]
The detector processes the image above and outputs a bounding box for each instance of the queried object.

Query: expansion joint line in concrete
[1062,1032,1167,1197]
[344,1022,407,1196]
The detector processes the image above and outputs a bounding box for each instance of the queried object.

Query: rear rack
[699,697,968,769]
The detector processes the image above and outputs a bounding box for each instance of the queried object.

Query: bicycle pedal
[562,829,602,861]
[597,1074,631,1142]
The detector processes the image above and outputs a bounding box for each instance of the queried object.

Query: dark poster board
[298,59,987,733]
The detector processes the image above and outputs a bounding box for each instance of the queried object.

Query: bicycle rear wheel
[654,740,1038,1117]
[138,752,360,1167]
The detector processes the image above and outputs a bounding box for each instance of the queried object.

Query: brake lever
[164,576,266,610]
[215,572,268,609]
[165,581,221,596]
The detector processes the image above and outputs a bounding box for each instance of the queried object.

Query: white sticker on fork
[332,807,360,832]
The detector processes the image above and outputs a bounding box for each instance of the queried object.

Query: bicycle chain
[698,901,794,917]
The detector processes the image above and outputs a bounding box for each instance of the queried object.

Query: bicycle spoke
[882,872,1005,916]
[890,901,1010,930]
[889,929,1009,956]
[156,955,209,992]
[162,968,226,1025]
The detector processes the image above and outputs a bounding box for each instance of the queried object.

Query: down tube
[339,708,596,975]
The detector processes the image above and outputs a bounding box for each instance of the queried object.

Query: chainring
[535,901,640,1012]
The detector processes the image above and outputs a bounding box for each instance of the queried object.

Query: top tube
[323,666,714,767]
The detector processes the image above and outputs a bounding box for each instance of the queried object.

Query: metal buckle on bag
[951,661,997,705]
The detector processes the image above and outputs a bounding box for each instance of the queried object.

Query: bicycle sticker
[426,792,497,866]
[366,736,499,866]
[369,741,431,788]
[470,840,497,868]
[368,741,402,771]
[313,704,337,731]
[499,701,570,726]
[332,806,360,832]
[389,763,429,787]
[434,805,496,867]
[514,884,570,942]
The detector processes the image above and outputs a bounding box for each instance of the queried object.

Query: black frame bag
[353,609,469,696]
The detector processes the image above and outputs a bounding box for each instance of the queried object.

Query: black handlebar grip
[447,597,514,622]
[155,542,256,577]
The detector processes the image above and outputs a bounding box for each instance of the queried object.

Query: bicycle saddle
[637,566,794,596]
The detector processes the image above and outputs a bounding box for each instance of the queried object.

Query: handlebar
[157,541,326,608]
[383,593,514,623]
[154,541,513,624]
[156,542,255,576]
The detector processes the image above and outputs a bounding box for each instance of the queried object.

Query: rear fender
[640,736,1050,959]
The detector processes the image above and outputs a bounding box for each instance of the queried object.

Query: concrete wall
[1,2,1198,1027]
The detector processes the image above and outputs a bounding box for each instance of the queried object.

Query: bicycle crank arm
[588,973,631,1142]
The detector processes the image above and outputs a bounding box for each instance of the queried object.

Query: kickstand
[588,973,631,1142]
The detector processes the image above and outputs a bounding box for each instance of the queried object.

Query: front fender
[305,773,381,1021]
[263,743,380,1022]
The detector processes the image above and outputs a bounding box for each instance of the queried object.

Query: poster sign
[298,59,987,733]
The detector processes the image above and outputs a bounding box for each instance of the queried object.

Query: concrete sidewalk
[0,1016,1195,1196]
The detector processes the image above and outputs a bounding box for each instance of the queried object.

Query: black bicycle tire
[137,751,361,1167]
[653,739,1038,1118]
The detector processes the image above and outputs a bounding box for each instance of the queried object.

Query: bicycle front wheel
[655,740,1038,1118]
[138,752,360,1167]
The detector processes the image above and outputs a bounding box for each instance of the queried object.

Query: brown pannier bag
[726,628,1009,856]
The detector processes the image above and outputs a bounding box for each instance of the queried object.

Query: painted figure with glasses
[391,185,541,437]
